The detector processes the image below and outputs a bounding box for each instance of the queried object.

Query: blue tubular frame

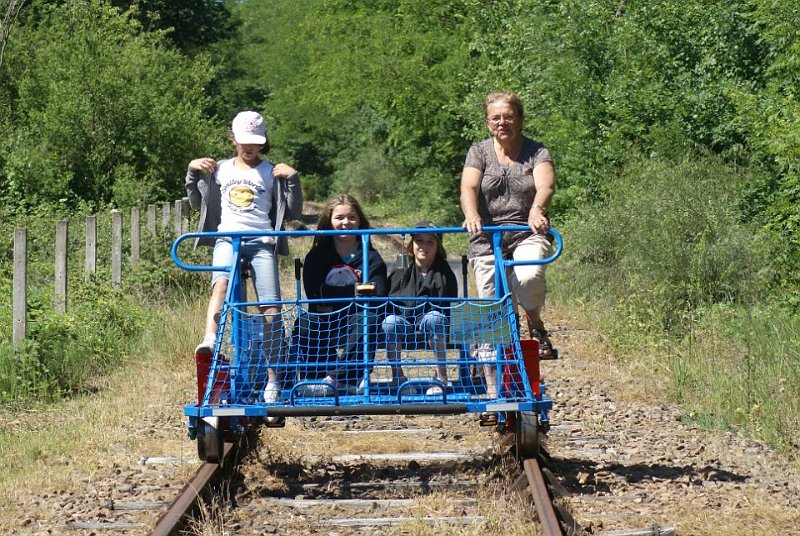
[490,229,564,403]
[173,226,562,421]
[360,234,372,397]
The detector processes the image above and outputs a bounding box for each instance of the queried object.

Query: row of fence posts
[12,199,191,345]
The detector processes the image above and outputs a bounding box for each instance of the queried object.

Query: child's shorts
[211,238,280,302]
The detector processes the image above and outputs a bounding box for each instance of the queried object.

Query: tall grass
[673,305,800,451]
[551,154,800,454]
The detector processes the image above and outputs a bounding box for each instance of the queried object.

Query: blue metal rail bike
[172,226,563,462]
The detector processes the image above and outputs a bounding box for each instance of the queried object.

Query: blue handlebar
[171,225,563,272]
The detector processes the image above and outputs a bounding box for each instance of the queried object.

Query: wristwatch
[532,203,548,215]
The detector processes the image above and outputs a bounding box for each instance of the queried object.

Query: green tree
[0,0,223,208]
[109,0,237,55]
[231,0,474,221]
[732,0,800,297]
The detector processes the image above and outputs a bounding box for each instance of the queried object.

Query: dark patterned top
[463,137,552,258]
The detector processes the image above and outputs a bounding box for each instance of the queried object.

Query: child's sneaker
[299,376,338,397]
[425,376,449,396]
[264,381,282,425]
[194,338,214,357]
[356,376,369,395]
[263,381,280,404]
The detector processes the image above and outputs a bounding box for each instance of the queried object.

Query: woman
[300,194,388,394]
[460,90,556,412]
[382,222,458,395]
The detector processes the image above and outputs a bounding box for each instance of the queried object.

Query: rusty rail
[523,457,564,536]
[149,442,234,536]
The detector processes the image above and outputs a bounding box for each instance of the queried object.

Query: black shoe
[530,329,557,360]
[479,411,498,427]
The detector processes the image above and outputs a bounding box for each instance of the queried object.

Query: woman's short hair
[483,90,524,121]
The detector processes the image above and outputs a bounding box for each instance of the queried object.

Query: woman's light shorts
[471,233,551,311]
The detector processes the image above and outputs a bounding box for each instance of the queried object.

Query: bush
[553,153,766,335]
[0,281,149,401]
[671,303,800,453]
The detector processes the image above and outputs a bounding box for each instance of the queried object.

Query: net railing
[203,295,537,407]
[176,225,562,410]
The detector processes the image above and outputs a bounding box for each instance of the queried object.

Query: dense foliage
[230,0,798,296]
[3,0,798,242]
[0,0,225,209]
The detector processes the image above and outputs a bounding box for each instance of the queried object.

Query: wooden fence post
[182,197,190,234]
[13,228,27,344]
[147,204,157,236]
[161,201,171,234]
[130,207,140,268]
[85,215,97,280]
[55,220,68,313]
[174,199,183,237]
[111,210,122,287]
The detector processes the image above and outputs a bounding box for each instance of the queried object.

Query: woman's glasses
[487,114,517,125]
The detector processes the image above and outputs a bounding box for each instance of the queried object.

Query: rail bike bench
[172,226,562,463]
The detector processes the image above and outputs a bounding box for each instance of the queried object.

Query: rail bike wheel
[197,417,224,463]
[515,410,539,459]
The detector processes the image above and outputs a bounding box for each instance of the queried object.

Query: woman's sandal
[531,328,557,360]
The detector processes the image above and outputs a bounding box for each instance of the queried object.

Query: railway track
[10,207,794,534]
[148,414,575,535]
[150,442,236,536]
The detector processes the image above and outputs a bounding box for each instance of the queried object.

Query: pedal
[194,347,213,360]
[540,348,559,360]
[539,420,551,434]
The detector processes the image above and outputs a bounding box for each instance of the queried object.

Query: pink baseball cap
[231,111,266,144]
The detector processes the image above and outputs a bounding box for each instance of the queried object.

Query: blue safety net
[199,294,538,408]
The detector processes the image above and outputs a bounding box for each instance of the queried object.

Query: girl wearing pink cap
[185,111,303,410]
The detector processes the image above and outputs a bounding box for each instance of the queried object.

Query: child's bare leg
[205,280,228,334]
[432,340,448,383]
[261,305,282,384]
[387,343,405,380]
[196,279,228,354]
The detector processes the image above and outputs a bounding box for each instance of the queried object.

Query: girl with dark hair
[300,194,388,394]
[382,222,458,395]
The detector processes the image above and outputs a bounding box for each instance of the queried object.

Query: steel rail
[523,457,564,536]
[149,441,234,536]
